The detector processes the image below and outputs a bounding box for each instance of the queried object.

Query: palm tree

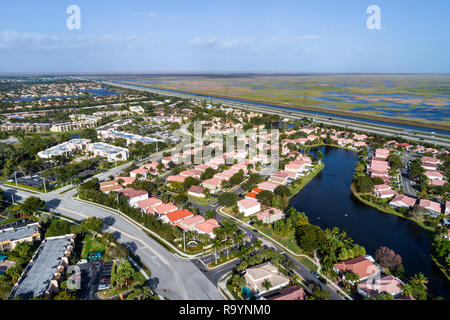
[410,273,428,289]
[234,231,245,249]
[400,283,414,297]
[262,279,272,292]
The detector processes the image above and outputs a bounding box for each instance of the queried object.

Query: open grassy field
[87,74,450,130]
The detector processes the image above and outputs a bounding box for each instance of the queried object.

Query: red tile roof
[165,209,194,224]
[334,256,379,279]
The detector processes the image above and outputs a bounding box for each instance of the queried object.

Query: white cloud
[0,30,160,51]
[188,34,319,52]
[188,35,219,48]
[296,34,319,40]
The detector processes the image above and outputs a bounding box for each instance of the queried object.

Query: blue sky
[0,0,448,73]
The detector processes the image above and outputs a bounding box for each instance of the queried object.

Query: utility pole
[14,171,17,187]
[43,178,47,194]
[183,230,186,252]
[11,194,14,205]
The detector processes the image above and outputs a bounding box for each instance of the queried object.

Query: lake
[289,146,450,299]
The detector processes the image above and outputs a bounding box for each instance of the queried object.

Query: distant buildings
[85,142,129,162]
[8,234,75,300]
[37,138,91,159]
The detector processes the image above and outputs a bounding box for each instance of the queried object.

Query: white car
[77,259,88,265]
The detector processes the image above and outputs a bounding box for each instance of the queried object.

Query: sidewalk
[217,272,234,300]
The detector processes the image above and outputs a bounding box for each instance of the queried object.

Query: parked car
[98,283,110,291]
[311,271,319,279]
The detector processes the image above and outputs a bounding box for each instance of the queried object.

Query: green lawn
[3,182,42,194]
[188,195,216,205]
[99,263,147,298]
[81,233,106,259]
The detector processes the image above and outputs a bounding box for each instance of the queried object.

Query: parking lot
[76,260,114,300]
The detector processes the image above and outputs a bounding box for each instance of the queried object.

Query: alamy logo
[66,5,81,30]
[366,5,381,30]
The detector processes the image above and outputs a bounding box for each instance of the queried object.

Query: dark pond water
[289,146,450,299]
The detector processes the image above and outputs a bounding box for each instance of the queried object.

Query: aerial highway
[95,80,450,148]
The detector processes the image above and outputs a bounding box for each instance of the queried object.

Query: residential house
[244,262,290,296]
[389,195,416,209]
[418,199,442,217]
[194,219,220,238]
[357,275,404,298]
[161,209,194,225]
[153,202,178,217]
[253,208,285,224]
[373,184,396,199]
[262,285,306,300]
[187,185,205,198]
[117,188,148,207]
[238,199,261,217]
[333,256,380,283]
[0,222,41,252]
[202,177,222,194]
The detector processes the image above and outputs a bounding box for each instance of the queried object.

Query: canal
[289,146,450,299]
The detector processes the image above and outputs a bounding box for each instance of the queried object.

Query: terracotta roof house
[166,175,187,183]
[114,176,136,186]
[284,163,305,175]
[357,275,404,298]
[268,176,288,186]
[194,164,210,172]
[253,208,285,224]
[373,185,396,199]
[201,177,222,194]
[194,219,220,238]
[153,202,178,216]
[418,199,441,217]
[446,201,450,215]
[334,256,380,282]
[100,182,123,194]
[187,185,205,198]
[162,209,194,224]
[424,170,444,180]
[244,262,290,296]
[257,181,278,192]
[117,188,148,207]
[136,197,162,211]
[130,167,148,179]
[180,169,202,179]
[238,199,261,217]
[429,179,447,187]
[100,180,118,188]
[176,215,205,232]
[421,156,441,165]
[245,192,258,200]
[262,285,306,300]
[389,195,416,209]
[375,149,390,159]
[143,161,158,171]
